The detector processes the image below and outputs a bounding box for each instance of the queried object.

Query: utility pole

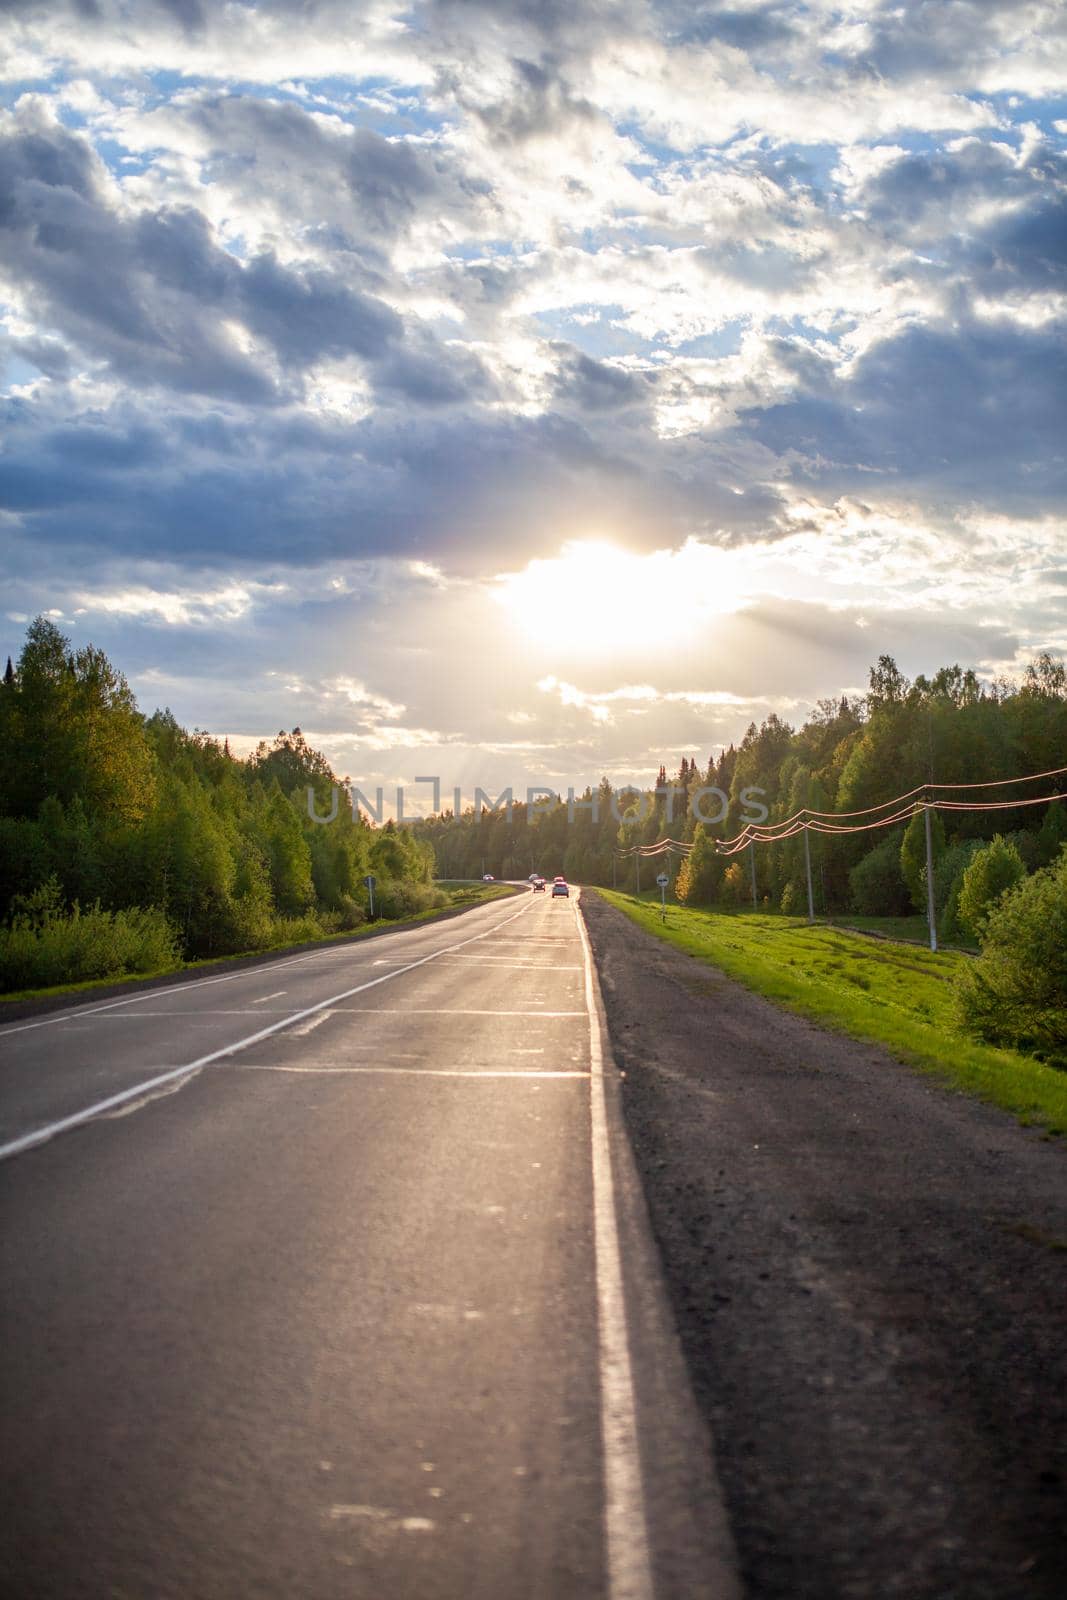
[636,851,641,896]
[749,840,758,910]
[924,803,938,953]
[804,825,815,922]
[612,853,617,890]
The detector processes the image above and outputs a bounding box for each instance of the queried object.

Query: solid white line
[0,897,536,1163]
[575,891,655,1600]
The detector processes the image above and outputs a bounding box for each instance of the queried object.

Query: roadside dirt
[582,891,1067,1600]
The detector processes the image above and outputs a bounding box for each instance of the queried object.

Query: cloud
[743,317,1067,512]
[1,0,1064,790]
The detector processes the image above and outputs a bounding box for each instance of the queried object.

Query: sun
[494,539,747,659]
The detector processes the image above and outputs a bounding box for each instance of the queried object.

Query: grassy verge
[0,883,517,1007]
[828,912,978,951]
[597,889,1067,1137]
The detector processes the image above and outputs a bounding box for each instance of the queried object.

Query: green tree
[1036,801,1067,867]
[956,850,1067,1065]
[900,807,945,912]
[956,835,1027,940]
[265,785,315,917]
[1,619,156,824]
[848,830,911,916]
[675,824,720,906]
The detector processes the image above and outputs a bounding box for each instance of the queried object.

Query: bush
[373,880,448,920]
[956,834,1026,939]
[0,879,179,992]
[848,830,912,916]
[956,849,1067,1066]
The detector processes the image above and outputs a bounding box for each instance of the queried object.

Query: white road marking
[228,1065,590,1078]
[288,1010,333,1037]
[0,897,536,1162]
[252,990,288,1004]
[575,891,655,1600]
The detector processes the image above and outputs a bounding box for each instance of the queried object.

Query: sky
[1,0,1065,809]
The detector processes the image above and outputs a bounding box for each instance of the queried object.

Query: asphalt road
[0,890,736,1600]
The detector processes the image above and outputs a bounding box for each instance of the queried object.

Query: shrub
[956,849,1067,1066]
[956,834,1026,939]
[0,879,179,992]
[848,830,912,916]
[373,880,448,920]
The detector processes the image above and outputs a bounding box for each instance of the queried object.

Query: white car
[482,873,494,881]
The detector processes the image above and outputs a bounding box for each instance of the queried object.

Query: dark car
[551,881,569,897]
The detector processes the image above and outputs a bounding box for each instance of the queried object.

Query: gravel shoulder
[582,890,1067,1600]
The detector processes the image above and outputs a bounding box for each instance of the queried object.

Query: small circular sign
[656,872,669,887]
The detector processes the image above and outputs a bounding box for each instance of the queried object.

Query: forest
[0,618,438,990]
[414,651,1067,941]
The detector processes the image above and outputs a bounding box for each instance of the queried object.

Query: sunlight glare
[494,540,749,658]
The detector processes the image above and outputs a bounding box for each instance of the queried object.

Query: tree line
[0,618,438,990]
[413,652,1067,939]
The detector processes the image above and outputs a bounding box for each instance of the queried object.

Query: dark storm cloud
[745,318,1067,509]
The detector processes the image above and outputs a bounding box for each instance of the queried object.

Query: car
[482,873,494,881]
[553,875,565,883]
[551,881,569,897]
[532,879,545,892]
[528,872,540,882]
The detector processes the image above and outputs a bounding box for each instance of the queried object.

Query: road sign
[656,872,669,887]
[363,873,377,918]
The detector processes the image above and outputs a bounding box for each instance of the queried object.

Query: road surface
[0,890,735,1600]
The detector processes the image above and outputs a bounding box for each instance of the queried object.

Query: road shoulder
[582,888,1067,1600]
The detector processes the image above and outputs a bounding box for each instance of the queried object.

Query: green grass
[829,912,979,951]
[0,884,517,1007]
[597,889,1067,1137]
